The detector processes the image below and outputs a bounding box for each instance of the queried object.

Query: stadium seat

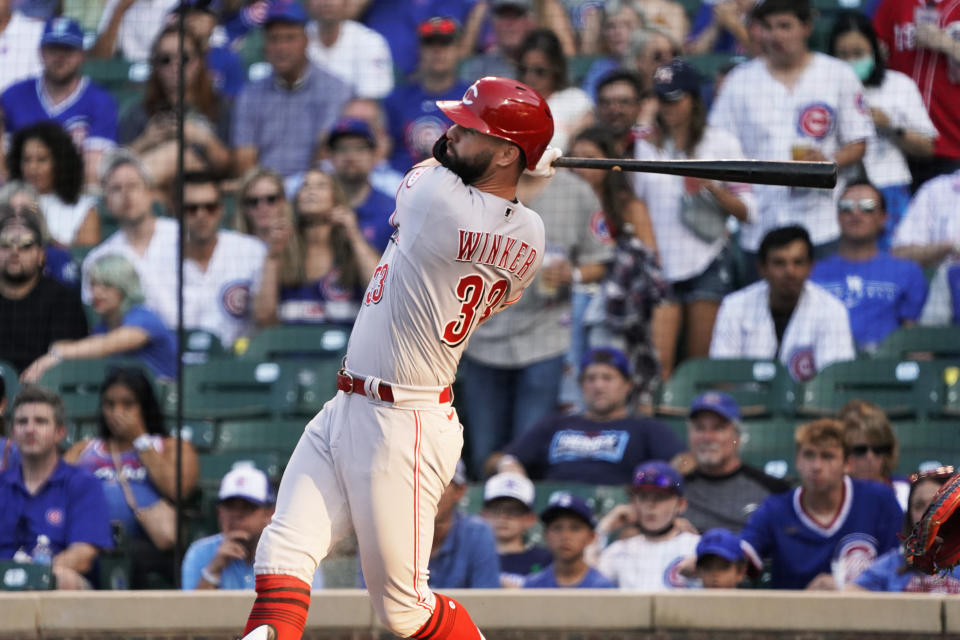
[688,53,745,80]
[737,417,798,476]
[182,329,227,365]
[657,358,798,418]
[242,324,350,362]
[796,359,940,420]
[197,452,285,485]
[180,420,217,452]
[0,561,54,591]
[173,359,293,420]
[215,419,304,455]
[0,359,19,413]
[39,359,150,425]
[893,420,960,475]
[279,358,342,418]
[875,326,960,361]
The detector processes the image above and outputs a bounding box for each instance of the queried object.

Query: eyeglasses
[153,52,193,67]
[0,235,38,250]
[243,193,281,208]
[909,465,956,484]
[183,201,220,215]
[838,198,879,214]
[518,65,551,78]
[849,444,893,457]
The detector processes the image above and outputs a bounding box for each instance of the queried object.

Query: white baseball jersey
[597,531,699,590]
[892,169,960,249]
[347,165,546,387]
[633,126,756,282]
[710,279,855,381]
[306,19,394,99]
[709,54,875,250]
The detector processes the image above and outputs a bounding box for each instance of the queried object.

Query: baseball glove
[904,471,960,574]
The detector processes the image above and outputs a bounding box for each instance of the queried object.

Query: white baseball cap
[483,472,534,509]
[218,463,276,506]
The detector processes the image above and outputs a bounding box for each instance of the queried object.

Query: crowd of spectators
[0,0,959,595]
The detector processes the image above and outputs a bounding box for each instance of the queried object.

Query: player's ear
[495,142,522,170]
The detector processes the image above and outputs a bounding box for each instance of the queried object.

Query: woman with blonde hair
[21,253,177,382]
[253,169,379,326]
[840,399,909,509]
[235,166,300,289]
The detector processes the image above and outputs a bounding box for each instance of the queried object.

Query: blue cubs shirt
[0,459,113,559]
[854,547,960,593]
[355,186,396,253]
[505,414,685,485]
[383,79,471,174]
[499,545,553,588]
[524,566,615,589]
[92,305,177,379]
[811,253,927,351]
[741,476,902,589]
[2,77,117,152]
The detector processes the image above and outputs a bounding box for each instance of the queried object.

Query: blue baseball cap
[631,460,683,495]
[580,346,631,379]
[689,391,740,422]
[653,58,701,101]
[264,0,308,26]
[540,491,596,528]
[328,118,376,149]
[696,528,745,563]
[173,0,222,14]
[41,17,84,49]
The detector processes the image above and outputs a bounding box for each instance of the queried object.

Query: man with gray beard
[491,347,684,483]
[683,392,790,533]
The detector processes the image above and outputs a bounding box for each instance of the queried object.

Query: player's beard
[433,135,492,186]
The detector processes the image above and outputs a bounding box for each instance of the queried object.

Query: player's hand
[524,146,562,179]
[208,530,251,574]
[805,573,838,590]
[597,503,637,534]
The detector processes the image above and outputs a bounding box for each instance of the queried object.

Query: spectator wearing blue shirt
[849,466,960,593]
[182,464,325,590]
[0,385,113,589]
[382,17,471,175]
[684,0,754,56]
[811,180,927,353]
[740,419,903,590]
[524,492,614,589]
[329,118,396,253]
[1,17,118,190]
[21,254,177,383]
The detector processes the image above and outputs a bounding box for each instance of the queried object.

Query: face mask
[848,55,875,81]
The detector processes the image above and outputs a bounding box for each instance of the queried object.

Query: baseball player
[240,77,557,640]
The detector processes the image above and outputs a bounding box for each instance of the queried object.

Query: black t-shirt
[505,413,685,484]
[500,546,553,587]
[0,276,88,371]
[771,308,793,355]
[683,464,791,533]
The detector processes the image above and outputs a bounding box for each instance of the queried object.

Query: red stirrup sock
[243,574,312,640]
[410,593,484,640]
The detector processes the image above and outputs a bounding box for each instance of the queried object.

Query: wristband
[200,566,222,586]
[133,434,158,453]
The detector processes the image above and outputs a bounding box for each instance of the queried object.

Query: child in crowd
[695,528,749,588]
[524,492,614,589]
[596,461,700,589]
[480,472,552,588]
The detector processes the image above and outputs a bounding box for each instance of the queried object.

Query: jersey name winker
[455,229,538,279]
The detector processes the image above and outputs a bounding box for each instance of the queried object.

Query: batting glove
[525,146,562,179]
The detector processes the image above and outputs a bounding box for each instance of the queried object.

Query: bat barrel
[551,157,838,189]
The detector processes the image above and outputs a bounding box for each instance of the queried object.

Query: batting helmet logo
[796,103,836,141]
[436,76,554,169]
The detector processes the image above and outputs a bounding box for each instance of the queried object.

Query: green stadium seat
[0,359,19,414]
[173,359,292,420]
[568,55,601,85]
[180,420,217,452]
[688,53,746,80]
[242,324,350,362]
[0,561,54,590]
[82,57,133,88]
[893,420,960,476]
[875,326,960,361]
[797,359,940,420]
[215,419,304,455]
[279,358,342,418]
[198,451,285,485]
[182,329,227,365]
[40,359,151,424]
[657,358,797,418]
[738,417,798,475]
[940,365,960,417]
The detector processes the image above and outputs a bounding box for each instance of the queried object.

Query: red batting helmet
[436,76,554,170]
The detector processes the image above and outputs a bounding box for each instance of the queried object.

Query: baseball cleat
[237,625,276,640]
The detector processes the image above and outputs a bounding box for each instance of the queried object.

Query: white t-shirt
[39,193,97,246]
[346,165,545,387]
[863,70,937,189]
[0,11,42,93]
[710,279,856,381]
[97,0,179,63]
[306,19,393,100]
[892,170,960,249]
[919,258,958,326]
[709,54,875,250]
[546,86,593,152]
[633,126,756,282]
[597,531,699,590]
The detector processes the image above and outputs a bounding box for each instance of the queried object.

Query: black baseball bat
[551,157,838,189]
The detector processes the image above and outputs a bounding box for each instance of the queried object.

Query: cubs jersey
[1,77,118,152]
[741,476,902,589]
[346,165,545,387]
[597,531,699,590]
[709,53,874,250]
[383,80,471,174]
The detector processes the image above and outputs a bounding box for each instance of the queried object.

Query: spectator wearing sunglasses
[515,28,593,152]
[0,206,87,375]
[594,461,700,590]
[840,400,909,510]
[848,466,960,592]
[811,180,927,354]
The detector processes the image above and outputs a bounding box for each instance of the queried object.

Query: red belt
[337,372,452,404]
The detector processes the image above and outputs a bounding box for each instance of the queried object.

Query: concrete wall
[0,590,953,639]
